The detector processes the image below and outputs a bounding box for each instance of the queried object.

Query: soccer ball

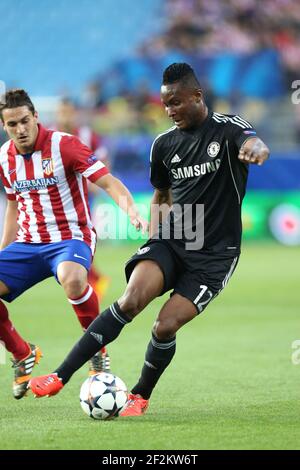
[79,372,128,420]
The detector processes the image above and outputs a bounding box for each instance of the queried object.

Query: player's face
[2,106,38,153]
[161,82,203,130]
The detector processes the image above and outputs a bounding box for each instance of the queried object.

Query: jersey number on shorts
[194,285,213,312]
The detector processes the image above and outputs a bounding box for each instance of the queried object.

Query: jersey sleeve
[0,165,16,201]
[150,138,171,190]
[60,135,109,182]
[227,115,258,150]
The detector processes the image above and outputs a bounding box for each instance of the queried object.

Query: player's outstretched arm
[94,173,149,233]
[0,200,19,250]
[238,137,270,166]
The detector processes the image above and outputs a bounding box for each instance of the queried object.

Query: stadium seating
[0,0,163,95]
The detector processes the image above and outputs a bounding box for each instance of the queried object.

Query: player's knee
[152,318,179,340]
[118,287,145,318]
[62,277,87,299]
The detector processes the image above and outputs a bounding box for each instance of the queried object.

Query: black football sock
[131,333,176,400]
[55,302,131,384]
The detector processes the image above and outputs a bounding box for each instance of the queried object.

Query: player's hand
[129,215,149,234]
[238,138,270,166]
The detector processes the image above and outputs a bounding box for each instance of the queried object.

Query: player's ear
[194,89,203,103]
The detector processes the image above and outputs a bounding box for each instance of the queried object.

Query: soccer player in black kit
[30,63,270,415]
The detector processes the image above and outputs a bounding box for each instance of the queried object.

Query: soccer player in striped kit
[0,89,147,399]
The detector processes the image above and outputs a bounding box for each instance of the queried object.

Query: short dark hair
[0,89,35,121]
[162,63,201,89]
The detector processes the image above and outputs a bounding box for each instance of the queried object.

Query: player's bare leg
[57,261,110,374]
[117,260,164,319]
[121,293,197,416]
[153,293,198,339]
[0,280,10,297]
[57,261,88,299]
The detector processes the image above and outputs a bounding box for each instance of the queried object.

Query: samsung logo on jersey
[13,176,59,192]
[171,159,221,179]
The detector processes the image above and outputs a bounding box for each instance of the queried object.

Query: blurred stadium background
[1,0,300,245]
[0,0,299,451]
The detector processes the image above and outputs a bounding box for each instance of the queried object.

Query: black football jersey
[150,110,258,254]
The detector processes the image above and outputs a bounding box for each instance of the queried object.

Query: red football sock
[0,300,30,360]
[68,285,99,330]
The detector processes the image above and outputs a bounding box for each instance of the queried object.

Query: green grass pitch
[0,242,299,450]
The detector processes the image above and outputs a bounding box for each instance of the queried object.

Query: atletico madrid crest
[42,158,54,175]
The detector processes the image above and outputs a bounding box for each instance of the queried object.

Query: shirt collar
[179,109,213,138]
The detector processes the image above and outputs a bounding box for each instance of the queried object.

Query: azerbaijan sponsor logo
[13,176,59,192]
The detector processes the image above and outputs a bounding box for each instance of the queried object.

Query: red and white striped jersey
[0,125,109,253]
[52,125,109,165]
[75,126,108,162]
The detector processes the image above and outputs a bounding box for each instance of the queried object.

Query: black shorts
[125,239,239,314]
